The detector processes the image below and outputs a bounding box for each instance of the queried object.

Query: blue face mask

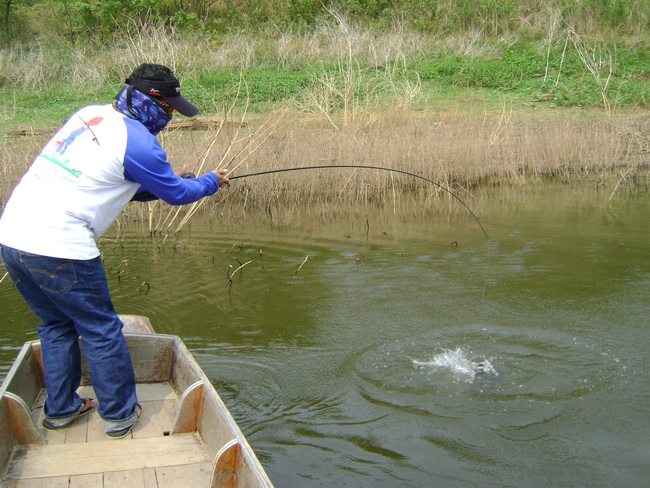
[113,85,172,136]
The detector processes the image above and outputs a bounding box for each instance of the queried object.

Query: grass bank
[1,16,648,131]
[0,18,648,228]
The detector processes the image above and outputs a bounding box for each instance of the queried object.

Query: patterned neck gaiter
[113,85,173,136]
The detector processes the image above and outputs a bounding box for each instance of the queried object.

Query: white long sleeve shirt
[0,104,220,259]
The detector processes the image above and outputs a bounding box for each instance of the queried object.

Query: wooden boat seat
[4,433,212,482]
[2,393,43,446]
[172,380,205,434]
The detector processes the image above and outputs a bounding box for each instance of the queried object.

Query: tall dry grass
[0,13,536,91]
[151,108,650,231]
[0,137,45,208]
[230,109,645,189]
[1,107,647,234]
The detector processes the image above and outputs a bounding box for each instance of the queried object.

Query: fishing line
[229,165,489,240]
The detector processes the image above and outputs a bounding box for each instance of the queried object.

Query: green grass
[1,41,648,135]
[415,45,648,107]
[192,68,314,105]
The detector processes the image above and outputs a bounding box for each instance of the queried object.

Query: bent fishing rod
[227,165,489,240]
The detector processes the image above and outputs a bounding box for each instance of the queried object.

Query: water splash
[413,347,498,384]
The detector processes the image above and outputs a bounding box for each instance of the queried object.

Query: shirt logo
[55,117,103,155]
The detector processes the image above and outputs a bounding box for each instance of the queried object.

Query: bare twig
[117,259,129,280]
[154,80,245,234]
[295,255,309,275]
[227,260,252,282]
[98,238,124,251]
[568,29,615,116]
[543,8,563,83]
[172,241,186,252]
[167,84,288,234]
[608,167,633,201]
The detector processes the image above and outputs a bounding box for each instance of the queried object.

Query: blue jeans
[1,245,139,431]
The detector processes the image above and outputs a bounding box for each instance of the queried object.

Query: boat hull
[0,315,273,487]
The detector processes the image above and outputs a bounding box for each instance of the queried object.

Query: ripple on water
[353,324,623,425]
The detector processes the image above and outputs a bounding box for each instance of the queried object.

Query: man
[0,63,229,438]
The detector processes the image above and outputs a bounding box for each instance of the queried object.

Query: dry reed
[0,16,527,92]
[1,107,647,235]
[158,107,648,230]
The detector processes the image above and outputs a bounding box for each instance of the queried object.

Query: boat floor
[2,383,213,488]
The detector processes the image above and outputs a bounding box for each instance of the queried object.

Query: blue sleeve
[122,120,220,205]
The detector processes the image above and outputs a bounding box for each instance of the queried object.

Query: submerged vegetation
[0,1,648,230]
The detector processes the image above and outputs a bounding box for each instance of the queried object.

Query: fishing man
[0,63,229,438]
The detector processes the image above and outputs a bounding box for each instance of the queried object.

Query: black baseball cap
[126,74,199,117]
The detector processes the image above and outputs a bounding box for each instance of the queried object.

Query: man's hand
[175,164,228,186]
[213,169,230,186]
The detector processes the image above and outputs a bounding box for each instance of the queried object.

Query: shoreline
[2,107,648,206]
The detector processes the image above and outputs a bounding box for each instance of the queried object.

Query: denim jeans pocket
[19,252,78,293]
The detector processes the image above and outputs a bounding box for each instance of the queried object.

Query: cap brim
[166,95,199,117]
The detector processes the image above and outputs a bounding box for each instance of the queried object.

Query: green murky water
[1,182,649,487]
